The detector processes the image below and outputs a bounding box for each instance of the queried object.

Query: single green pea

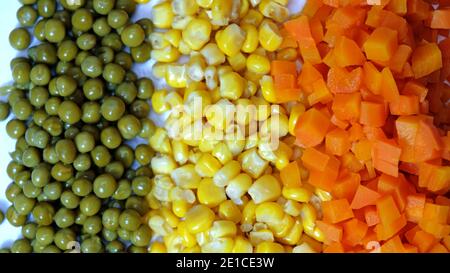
[131,42,151,63]
[100,127,122,149]
[56,75,77,97]
[117,228,131,241]
[83,215,102,235]
[60,190,80,209]
[135,144,154,166]
[14,170,31,188]
[93,173,117,198]
[73,153,92,172]
[118,114,142,140]
[54,207,75,228]
[102,207,121,230]
[11,239,32,253]
[54,228,76,251]
[22,147,41,168]
[132,175,152,197]
[9,28,31,50]
[131,224,152,247]
[43,245,62,253]
[13,193,36,215]
[29,87,49,108]
[55,139,77,164]
[136,18,153,37]
[130,99,150,119]
[128,245,147,253]
[137,78,154,99]
[72,178,93,197]
[32,202,55,226]
[6,119,26,139]
[101,33,123,51]
[107,9,128,29]
[106,240,124,253]
[93,17,112,37]
[51,162,74,182]
[121,24,145,48]
[81,236,103,253]
[37,0,56,18]
[77,33,97,51]
[36,226,55,246]
[102,228,118,242]
[125,196,149,216]
[90,145,112,168]
[22,223,38,240]
[114,145,134,168]
[105,161,125,180]
[30,64,51,86]
[114,52,133,70]
[119,209,141,231]
[57,40,79,62]
[32,165,51,188]
[23,181,42,199]
[81,56,103,78]
[34,19,47,41]
[5,183,22,203]
[58,101,82,125]
[17,5,38,27]
[43,182,63,201]
[71,9,93,32]
[100,96,125,121]
[6,206,27,227]
[116,81,137,104]
[28,43,58,65]
[112,179,132,200]
[81,102,101,124]
[103,63,125,84]
[79,194,101,216]
[44,97,62,116]
[0,102,10,121]
[44,18,66,43]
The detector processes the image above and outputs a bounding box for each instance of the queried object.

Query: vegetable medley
[0,0,449,253]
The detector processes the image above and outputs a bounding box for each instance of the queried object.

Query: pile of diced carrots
[275,0,450,252]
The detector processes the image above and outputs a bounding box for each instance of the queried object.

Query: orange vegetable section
[276,0,450,253]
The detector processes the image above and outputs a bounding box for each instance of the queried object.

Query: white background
[0,0,305,248]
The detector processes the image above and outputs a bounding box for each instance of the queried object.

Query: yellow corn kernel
[185,90,212,115]
[224,128,246,156]
[152,63,167,79]
[187,149,202,164]
[196,0,213,8]
[258,0,289,23]
[151,45,180,63]
[201,238,234,253]
[227,53,247,72]
[288,104,305,136]
[279,219,304,245]
[149,242,167,253]
[151,174,174,202]
[182,245,201,253]
[197,178,227,207]
[210,0,233,26]
[172,0,199,16]
[218,200,242,223]
[195,230,211,246]
[250,0,262,6]
[309,226,325,243]
[232,236,253,253]
[282,187,312,203]
[151,154,177,175]
[235,98,255,126]
[258,20,282,52]
[301,203,317,233]
[210,220,237,238]
[225,173,253,204]
[247,54,271,74]
[205,99,235,130]
[149,128,172,154]
[186,53,206,82]
[277,47,298,61]
[204,66,218,90]
[200,43,226,66]
[172,140,189,165]
[170,187,196,204]
[164,232,184,253]
[217,65,234,77]
[239,0,250,18]
[166,64,187,88]
[248,175,281,204]
[195,153,222,177]
[292,242,318,253]
[315,188,333,202]
[283,199,302,217]
[160,207,179,228]
[255,202,285,224]
[242,80,257,98]
[213,160,241,187]
[152,2,174,29]
[177,222,197,248]
[211,141,233,165]
[249,229,274,246]
[198,129,220,153]
[146,194,162,210]
[172,199,190,218]
[241,200,256,228]
[164,29,182,48]
[256,241,285,253]
[172,15,194,30]
[182,18,212,51]
[152,90,169,114]
[148,215,173,236]
[219,71,245,100]
[149,32,170,50]
[239,148,269,179]
[242,9,263,26]
[185,204,215,234]
[216,24,246,57]
[260,75,277,103]
[177,40,192,55]
[171,164,201,189]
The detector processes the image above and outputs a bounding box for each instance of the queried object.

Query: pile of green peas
[0,0,157,253]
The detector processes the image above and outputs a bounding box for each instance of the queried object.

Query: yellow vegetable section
[140,0,325,253]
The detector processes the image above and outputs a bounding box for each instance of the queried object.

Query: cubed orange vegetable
[334,36,365,67]
[411,43,443,79]
[360,101,387,127]
[280,161,302,188]
[322,199,355,224]
[326,128,351,156]
[342,218,368,246]
[363,27,398,63]
[295,108,330,148]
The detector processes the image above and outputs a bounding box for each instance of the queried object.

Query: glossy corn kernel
[241,23,259,53]
[178,222,197,248]
[288,104,305,136]
[172,140,189,165]
[164,29,182,48]
[172,199,190,218]
[152,90,169,114]
[201,237,234,253]
[277,47,298,61]
[256,241,285,253]
[172,0,199,16]
[283,199,302,216]
[151,154,177,175]
[149,128,172,154]
[210,220,237,238]
[292,242,318,253]
[170,186,196,204]
[269,214,295,238]
[149,242,167,253]
[232,236,253,253]
[255,202,285,224]
[172,15,194,30]
[164,232,184,253]
[226,173,253,202]
[182,18,212,51]
[224,130,246,156]
[258,0,289,23]
[204,66,218,90]
[195,153,222,177]
[300,203,317,233]
[151,45,181,63]
[178,40,192,55]
[152,174,174,202]
[219,71,245,100]
[197,178,227,207]
[213,160,241,187]
[282,187,312,203]
[247,54,271,74]
[242,9,264,26]
[278,219,303,245]
[315,188,333,202]
[227,53,247,72]
[196,0,213,8]
[239,148,269,179]
[260,75,277,103]
[212,141,233,164]
[152,2,174,29]
[185,204,216,234]
[160,207,180,228]
[149,32,170,50]
[210,0,233,26]
[205,99,235,130]
[249,229,274,246]
[248,175,281,204]
[201,43,226,66]
[148,215,173,236]
[171,164,202,189]
[241,200,257,228]
[258,20,282,52]
[166,64,188,88]
[216,24,246,56]
[219,200,242,223]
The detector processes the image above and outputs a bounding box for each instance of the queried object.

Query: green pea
[119,209,141,231]
[132,176,152,197]
[118,114,141,140]
[44,18,66,43]
[54,228,76,251]
[131,224,152,247]
[112,179,132,200]
[37,0,56,18]
[32,202,54,226]
[81,236,103,253]
[58,101,82,125]
[13,193,36,215]
[36,226,54,246]
[22,223,38,240]
[56,75,77,97]
[93,17,112,37]
[54,207,75,228]
[100,96,125,121]
[80,195,101,216]
[9,28,31,50]
[73,154,92,172]
[6,206,27,227]
[72,9,93,32]
[51,163,74,182]
[121,24,145,48]
[83,215,102,235]
[100,127,122,149]
[103,63,125,84]
[81,56,103,78]
[17,5,38,27]
[93,173,117,198]
[11,239,32,253]
[105,161,125,180]
[60,190,80,209]
[43,182,63,201]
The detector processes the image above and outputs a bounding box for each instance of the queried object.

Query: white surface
[0,0,306,249]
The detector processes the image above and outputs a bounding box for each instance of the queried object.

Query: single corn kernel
[277,47,298,61]
[241,200,256,226]
[184,204,216,234]
[249,229,274,246]
[164,29,182,48]
[219,71,245,100]
[224,128,246,156]
[232,236,253,253]
[201,43,226,66]
[283,199,302,216]
[151,154,177,175]
[170,187,196,204]
[166,64,188,88]
[278,219,303,245]
[151,174,174,202]
[258,20,282,52]
[288,104,305,136]
[218,200,242,223]
[171,164,202,189]
[201,238,234,253]
[250,0,262,7]
[172,15,194,30]
[248,175,281,204]
[242,9,263,26]
[148,215,173,236]
[315,188,333,202]
[227,52,247,72]
[213,160,241,187]
[212,141,233,165]
[149,242,167,253]
[196,0,213,8]
[292,242,318,253]
[178,40,192,55]
[209,220,237,238]
[258,0,289,23]
[239,148,269,179]
[235,98,255,126]
[205,66,218,90]
[241,23,259,53]
[260,75,277,103]
[270,214,295,238]
[247,54,271,74]
[282,187,312,203]
[160,207,180,228]
[197,178,227,207]
[205,99,235,130]
[149,32,170,50]
[250,96,271,121]
[152,2,174,29]
[216,24,246,57]
[177,222,197,248]
[152,90,169,114]
[146,194,162,210]
[172,140,189,165]
[226,173,253,203]
[195,230,211,246]
[255,202,285,224]
[172,0,199,16]
[151,45,181,63]
[149,128,172,154]
[210,0,233,26]
[187,53,206,82]
[152,63,168,79]
[300,203,317,233]
[195,153,223,178]
[182,18,212,51]
[164,232,184,253]
[256,241,285,253]
[172,199,190,218]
